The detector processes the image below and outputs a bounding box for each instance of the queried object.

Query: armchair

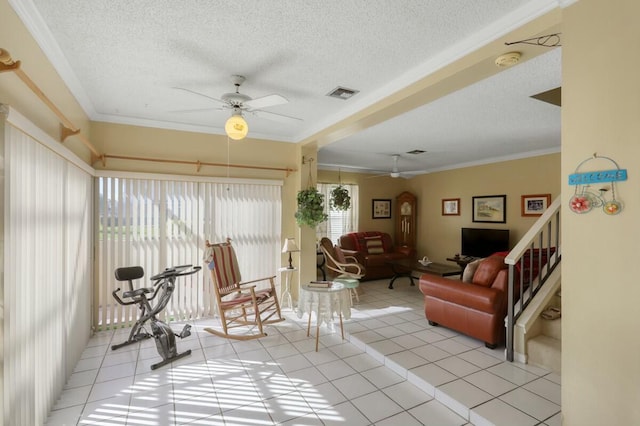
[419,254,510,348]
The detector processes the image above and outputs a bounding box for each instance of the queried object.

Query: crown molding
[8,0,98,118]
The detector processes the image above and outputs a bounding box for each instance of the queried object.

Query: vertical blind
[96,176,282,328]
[2,115,93,426]
[316,183,359,244]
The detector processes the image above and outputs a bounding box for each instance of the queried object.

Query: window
[316,183,359,244]
[96,176,282,327]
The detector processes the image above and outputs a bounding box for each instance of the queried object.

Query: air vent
[327,86,359,100]
[407,149,426,155]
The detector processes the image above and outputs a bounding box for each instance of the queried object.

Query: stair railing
[505,196,561,361]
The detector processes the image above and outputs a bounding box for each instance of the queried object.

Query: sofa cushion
[421,277,502,314]
[363,252,405,267]
[462,258,483,283]
[472,256,506,287]
[340,231,392,252]
[365,236,384,254]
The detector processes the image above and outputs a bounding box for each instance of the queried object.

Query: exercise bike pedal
[177,324,192,339]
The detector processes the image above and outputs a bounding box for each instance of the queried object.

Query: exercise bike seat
[122,287,154,299]
[115,266,153,300]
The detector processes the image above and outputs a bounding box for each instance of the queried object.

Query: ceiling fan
[175,75,302,139]
[369,154,424,179]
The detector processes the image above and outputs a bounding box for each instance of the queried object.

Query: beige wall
[319,154,560,265]
[90,121,297,178]
[562,1,640,424]
[318,169,411,237]
[406,154,561,263]
[0,0,92,163]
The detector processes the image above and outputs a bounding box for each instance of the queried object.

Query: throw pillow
[365,236,384,254]
[461,258,483,283]
[472,256,505,287]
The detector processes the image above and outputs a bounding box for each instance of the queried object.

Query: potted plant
[330,185,351,211]
[295,187,328,227]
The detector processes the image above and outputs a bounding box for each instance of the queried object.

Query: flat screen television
[461,228,510,258]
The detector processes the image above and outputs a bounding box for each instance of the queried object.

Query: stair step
[528,334,561,373]
[541,317,561,340]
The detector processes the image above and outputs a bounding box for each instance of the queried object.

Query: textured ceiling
[12,0,563,174]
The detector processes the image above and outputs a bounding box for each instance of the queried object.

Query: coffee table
[386,258,461,289]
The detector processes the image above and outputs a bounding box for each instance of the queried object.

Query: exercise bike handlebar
[112,265,201,306]
[111,289,132,305]
[150,264,201,282]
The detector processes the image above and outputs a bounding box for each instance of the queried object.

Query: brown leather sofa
[418,254,511,348]
[338,231,415,281]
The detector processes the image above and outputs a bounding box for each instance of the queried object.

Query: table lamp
[282,238,300,269]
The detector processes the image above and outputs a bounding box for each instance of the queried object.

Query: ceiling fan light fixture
[225,112,248,140]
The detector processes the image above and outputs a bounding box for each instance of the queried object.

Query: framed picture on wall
[521,194,551,216]
[372,199,391,219]
[472,195,506,223]
[442,198,460,216]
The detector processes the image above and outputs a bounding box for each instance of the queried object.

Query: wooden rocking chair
[203,238,284,340]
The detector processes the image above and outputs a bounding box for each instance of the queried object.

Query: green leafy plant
[295,188,328,227]
[330,185,351,211]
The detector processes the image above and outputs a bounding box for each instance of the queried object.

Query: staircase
[525,286,561,373]
[505,196,561,366]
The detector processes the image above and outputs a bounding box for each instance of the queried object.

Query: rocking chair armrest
[344,255,359,263]
[344,263,363,275]
[239,276,277,286]
[335,261,363,275]
[219,286,255,298]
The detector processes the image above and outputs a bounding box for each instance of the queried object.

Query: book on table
[308,280,333,288]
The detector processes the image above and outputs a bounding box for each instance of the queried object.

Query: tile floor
[46,279,561,426]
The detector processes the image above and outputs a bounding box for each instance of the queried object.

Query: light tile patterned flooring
[47,279,561,426]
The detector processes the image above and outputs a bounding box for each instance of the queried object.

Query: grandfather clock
[395,191,417,248]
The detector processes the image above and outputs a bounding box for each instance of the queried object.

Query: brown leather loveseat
[338,231,414,281]
[418,254,510,348]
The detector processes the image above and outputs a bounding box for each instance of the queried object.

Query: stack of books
[307,280,333,288]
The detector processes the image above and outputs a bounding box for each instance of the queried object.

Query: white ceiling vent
[327,86,360,100]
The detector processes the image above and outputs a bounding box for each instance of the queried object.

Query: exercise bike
[111,264,201,370]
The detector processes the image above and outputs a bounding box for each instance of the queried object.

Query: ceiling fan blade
[317,162,380,172]
[244,94,288,110]
[251,109,303,123]
[399,170,429,178]
[173,87,226,105]
[169,106,224,114]
[391,154,400,173]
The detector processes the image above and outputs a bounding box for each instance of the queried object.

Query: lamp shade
[225,114,248,140]
[282,238,299,269]
[282,238,299,253]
